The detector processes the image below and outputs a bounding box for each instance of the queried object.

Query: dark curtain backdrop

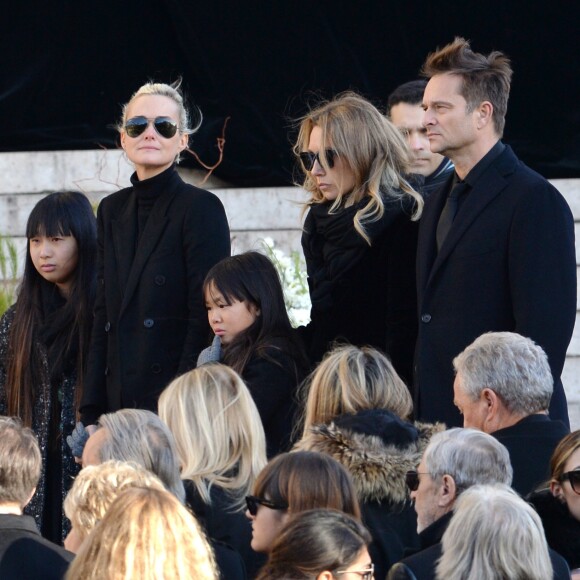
[1,1,578,185]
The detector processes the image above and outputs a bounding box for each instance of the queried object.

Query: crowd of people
[0,36,578,579]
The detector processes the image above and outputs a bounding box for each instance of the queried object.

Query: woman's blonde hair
[294,91,423,244]
[436,484,552,580]
[63,460,166,545]
[158,364,267,509]
[300,344,413,436]
[66,487,218,580]
[550,429,580,484]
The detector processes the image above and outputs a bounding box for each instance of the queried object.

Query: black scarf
[302,195,405,312]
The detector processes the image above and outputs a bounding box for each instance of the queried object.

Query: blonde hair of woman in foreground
[65,486,218,580]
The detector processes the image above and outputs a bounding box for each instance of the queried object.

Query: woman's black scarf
[302,195,403,312]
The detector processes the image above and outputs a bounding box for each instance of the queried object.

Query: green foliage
[0,235,19,316]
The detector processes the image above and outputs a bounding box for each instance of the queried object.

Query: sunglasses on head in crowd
[299,149,337,171]
[560,470,580,494]
[245,495,288,516]
[124,116,179,139]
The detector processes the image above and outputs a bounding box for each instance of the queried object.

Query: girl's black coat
[81,167,230,424]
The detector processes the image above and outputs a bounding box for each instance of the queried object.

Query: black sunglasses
[560,470,580,494]
[124,116,179,139]
[405,470,431,492]
[299,149,337,171]
[245,495,288,516]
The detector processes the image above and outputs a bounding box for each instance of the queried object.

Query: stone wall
[1,150,579,428]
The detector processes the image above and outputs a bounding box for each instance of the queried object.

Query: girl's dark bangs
[26,203,73,238]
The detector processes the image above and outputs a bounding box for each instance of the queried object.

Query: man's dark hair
[387,80,428,115]
[421,37,512,136]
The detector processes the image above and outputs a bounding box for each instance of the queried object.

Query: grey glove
[66,421,89,458]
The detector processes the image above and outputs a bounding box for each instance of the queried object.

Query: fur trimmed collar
[294,410,445,504]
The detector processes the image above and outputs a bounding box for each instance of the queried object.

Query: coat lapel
[112,193,137,294]
[425,147,517,287]
[118,179,180,316]
[417,174,452,297]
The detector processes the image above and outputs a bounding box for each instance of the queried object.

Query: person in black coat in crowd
[159,364,268,578]
[528,430,580,574]
[452,332,570,497]
[294,92,423,383]
[295,345,444,579]
[0,418,73,580]
[198,252,308,457]
[0,192,96,542]
[80,80,230,431]
[415,38,576,428]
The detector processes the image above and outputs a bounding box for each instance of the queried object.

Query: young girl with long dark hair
[0,191,96,542]
[198,251,308,456]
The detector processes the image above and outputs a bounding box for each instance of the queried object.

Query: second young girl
[198,251,308,456]
[0,191,96,542]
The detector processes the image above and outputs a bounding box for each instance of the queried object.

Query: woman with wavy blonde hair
[295,91,423,378]
[66,486,218,580]
[158,363,267,576]
[295,344,443,578]
[63,460,166,553]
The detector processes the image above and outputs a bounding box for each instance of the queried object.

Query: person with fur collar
[295,345,444,579]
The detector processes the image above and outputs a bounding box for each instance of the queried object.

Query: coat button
[143,318,154,328]
[421,314,432,323]
[104,322,111,332]
[155,275,166,286]
[151,363,162,374]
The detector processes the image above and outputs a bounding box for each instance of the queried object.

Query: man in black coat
[415,37,576,428]
[0,417,72,579]
[387,428,569,580]
[453,332,569,497]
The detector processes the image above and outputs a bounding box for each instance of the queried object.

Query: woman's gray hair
[97,409,185,503]
[436,484,553,580]
[424,428,513,491]
[453,331,553,415]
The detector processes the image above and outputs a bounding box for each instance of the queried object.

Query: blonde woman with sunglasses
[78,81,230,438]
[294,92,422,384]
[527,430,580,575]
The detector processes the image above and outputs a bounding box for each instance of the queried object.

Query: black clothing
[528,489,580,571]
[295,409,444,580]
[81,165,230,424]
[421,158,454,198]
[416,143,576,427]
[0,514,72,580]
[185,481,265,578]
[0,306,80,542]
[242,344,305,457]
[492,414,569,497]
[301,194,419,383]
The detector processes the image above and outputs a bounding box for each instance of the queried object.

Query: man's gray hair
[0,416,41,507]
[97,409,185,503]
[453,332,553,415]
[424,428,513,490]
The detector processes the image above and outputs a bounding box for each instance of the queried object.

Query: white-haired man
[453,331,569,496]
[387,428,569,580]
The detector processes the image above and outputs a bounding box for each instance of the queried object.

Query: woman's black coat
[81,167,230,424]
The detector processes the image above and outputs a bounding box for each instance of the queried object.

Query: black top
[492,413,569,496]
[0,514,73,580]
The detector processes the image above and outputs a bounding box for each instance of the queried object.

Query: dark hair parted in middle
[257,509,371,580]
[252,451,361,518]
[203,251,307,375]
